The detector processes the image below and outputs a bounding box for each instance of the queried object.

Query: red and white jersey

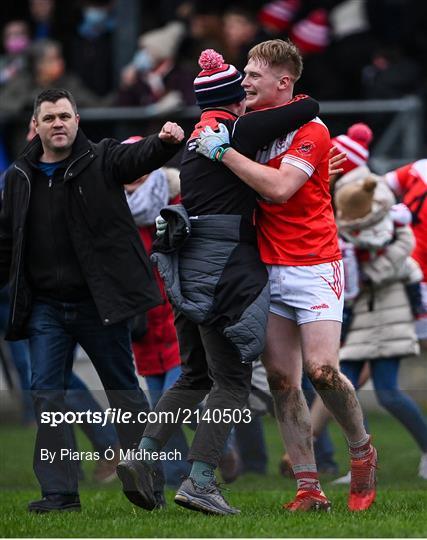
[255,117,341,266]
[386,159,427,281]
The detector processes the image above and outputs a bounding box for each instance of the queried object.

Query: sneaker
[418,453,427,480]
[283,490,331,512]
[279,453,294,479]
[116,459,157,510]
[348,446,378,511]
[174,477,240,515]
[93,445,120,483]
[331,471,351,485]
[28,494,81,513]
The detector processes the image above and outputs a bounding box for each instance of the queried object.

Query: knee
[218,371,252,401]
[266,370,299,394]
[307,365,343,392]
[178,371,212,392]
[376,389,400,410]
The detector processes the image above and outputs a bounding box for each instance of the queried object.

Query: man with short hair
[196,39,378,512]
[0,87,184,512]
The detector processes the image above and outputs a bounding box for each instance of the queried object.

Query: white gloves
[155,215,167,237]
[195,124,231,161]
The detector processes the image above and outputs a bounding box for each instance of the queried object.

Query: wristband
[214,145,231,162]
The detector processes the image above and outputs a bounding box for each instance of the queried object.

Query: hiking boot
[28,494,81,513]
[116,459,157,510]
[348,445,378,511]
[174,477,240,515]
[283,490,331,512]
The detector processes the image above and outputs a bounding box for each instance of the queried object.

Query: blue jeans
[341,358,427,452]
[1,289,118,450]
[28,299,159,496]
[66,372,118,453]
[146,365,191,486]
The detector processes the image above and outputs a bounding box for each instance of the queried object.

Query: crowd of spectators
[1,0,427,167]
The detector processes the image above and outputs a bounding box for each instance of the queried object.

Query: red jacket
[132,214,181,376]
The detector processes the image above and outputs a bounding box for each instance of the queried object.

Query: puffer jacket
[339,279,419,360]
[338,181,420,360]
[151,205,270,364]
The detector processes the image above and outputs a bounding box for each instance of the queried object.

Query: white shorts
[267,260,344,325]
[415,281,427,340]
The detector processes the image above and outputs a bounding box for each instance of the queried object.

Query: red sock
[349,435,372,459]
[292,465,322,492]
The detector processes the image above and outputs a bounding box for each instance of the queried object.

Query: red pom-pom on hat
[347,123,373,146]
[198,49,224,71]
[194,49,245,108]
[331,122,374,174]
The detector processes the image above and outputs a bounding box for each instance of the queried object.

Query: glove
[195,124,231,161]
[155,215,167,237]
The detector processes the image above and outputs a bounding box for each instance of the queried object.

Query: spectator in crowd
[28,0,56,40]
[257,0,300,37]
[0,39,99,116]
[386,160,427,352]
[116,49,319,515]
[328,0,374,100]
[0,87,184,512]
[0,20,31,87]
[68,0,116,98]
[329,122,374,204]
[223,6,267,72]
[196,39,378,512]
[27,0,80,59]
[312,168,427,482]
[362,46,422,100]
[117,21,187,110]
[176,4,227,80]
[0,38,102,161]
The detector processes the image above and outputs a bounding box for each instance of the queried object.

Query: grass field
[1,413,427,538]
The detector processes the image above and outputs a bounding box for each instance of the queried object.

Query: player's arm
[221,149,308,203]
[232,95,319,157]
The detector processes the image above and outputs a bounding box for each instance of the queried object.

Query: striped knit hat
[258,0,300,33]
[290,9,330,55]
[331,123,373,174]
[194,49,246,109]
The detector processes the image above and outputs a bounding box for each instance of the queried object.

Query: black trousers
[143,311,252,467]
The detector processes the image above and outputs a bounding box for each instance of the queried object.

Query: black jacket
[0,128,182,340]
[152,205,270,364]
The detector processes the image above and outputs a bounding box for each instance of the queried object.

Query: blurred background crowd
[0,0,427,168]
